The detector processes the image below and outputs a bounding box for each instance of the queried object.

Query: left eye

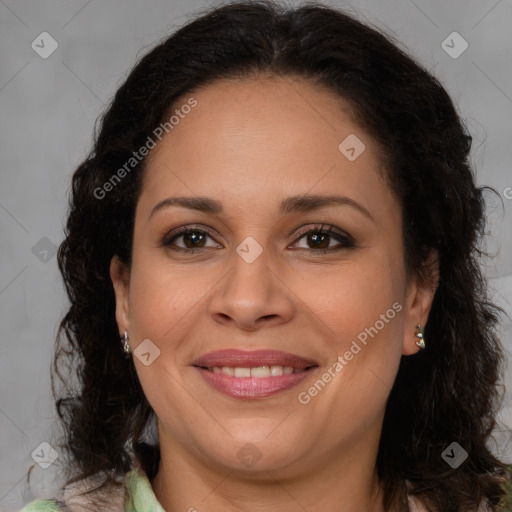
[291,225,355,252]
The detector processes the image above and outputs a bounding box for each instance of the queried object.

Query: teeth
[270,365,283,376]
[209,365,303,376]
[234,367,251,377]
[251,366,270,377]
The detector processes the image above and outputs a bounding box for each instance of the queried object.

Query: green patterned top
[19,464,165,512]
[19,465,498,512]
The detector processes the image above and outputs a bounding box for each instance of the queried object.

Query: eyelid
[160,222,355,253]
[288,223,356,253]
[291,223,354,243]
[160,224,221,247]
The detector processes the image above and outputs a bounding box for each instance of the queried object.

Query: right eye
[161,226,223,253]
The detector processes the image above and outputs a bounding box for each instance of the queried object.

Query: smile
[205,365,307,376]
[192,349,319,399]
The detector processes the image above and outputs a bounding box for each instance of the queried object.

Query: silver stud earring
[415,324,425,350]
[121,331,131,357]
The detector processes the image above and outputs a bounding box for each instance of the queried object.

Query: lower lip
[194,367,316,399]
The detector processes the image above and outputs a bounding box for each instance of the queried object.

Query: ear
[110,255,131,336]
[402,250,439,355]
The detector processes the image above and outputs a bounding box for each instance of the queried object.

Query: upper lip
[193,349,318,369]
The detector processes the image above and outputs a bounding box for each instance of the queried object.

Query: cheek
[127,245,207,340]
[295,286,403,446]
[291,253,404,404]
[290,253,403,343]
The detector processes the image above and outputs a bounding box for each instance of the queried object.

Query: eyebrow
[149,194,374,221]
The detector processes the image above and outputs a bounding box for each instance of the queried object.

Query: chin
[196,434,307,475]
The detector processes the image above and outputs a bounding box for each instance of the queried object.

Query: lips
[192,349,318,370]
[192,349,319,399]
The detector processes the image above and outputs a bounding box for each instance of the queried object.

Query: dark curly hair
[29,1,511,510]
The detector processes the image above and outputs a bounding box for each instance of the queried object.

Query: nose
[207,250,296,332]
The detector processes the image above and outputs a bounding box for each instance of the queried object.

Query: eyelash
[160,223,356,256]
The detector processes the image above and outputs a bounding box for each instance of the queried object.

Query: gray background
[1,0,511,510]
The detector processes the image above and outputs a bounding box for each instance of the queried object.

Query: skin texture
[110,76,438,512]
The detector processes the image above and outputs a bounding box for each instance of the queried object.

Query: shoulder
[58,471,126,512]
[408,493,492,512]
[19,499,62,511]
[20,472,126,512]
[19,462,152,512]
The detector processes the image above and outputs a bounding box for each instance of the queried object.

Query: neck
[151,425,387,512]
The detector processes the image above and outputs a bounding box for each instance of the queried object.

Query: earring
[415,324,425,350]
[121,331,131,357]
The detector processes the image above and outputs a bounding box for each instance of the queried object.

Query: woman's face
[111,76,435,477]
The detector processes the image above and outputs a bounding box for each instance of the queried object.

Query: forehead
[137,76,394,222]
[166,75,363,152]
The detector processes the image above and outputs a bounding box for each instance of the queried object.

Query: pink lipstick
[192,349,318,399]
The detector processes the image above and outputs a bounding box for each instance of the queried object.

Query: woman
[20,1,512,510]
